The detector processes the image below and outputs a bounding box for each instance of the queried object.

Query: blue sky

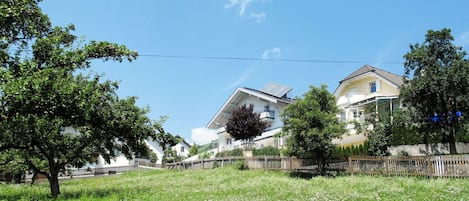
[40,0,469,144]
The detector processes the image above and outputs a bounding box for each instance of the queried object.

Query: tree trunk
[48,168,61,197]
[448,128,457,154]
[319,157,327,176]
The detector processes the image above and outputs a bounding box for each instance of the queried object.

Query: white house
[207,83,294,152]
[333,64,404,146]
[60,126,191,167]
[171,139,191,158]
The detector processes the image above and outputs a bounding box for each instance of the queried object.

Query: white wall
[240,96,285,129]
[172,143,191,157]
[217,96,287,151]
[96,155,132,168]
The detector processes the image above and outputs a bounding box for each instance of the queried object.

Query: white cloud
[456,31,469,46]
[250,12,266,23]
[261,48,281,59]
[191,128,217,145]
[224,0,252,16]
[223,68,253,91]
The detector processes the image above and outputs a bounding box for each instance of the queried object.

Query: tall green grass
[0,168,467,200]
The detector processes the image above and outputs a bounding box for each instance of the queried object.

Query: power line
[139,54,403,64]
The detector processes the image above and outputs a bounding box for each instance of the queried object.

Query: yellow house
[333,64,404,145]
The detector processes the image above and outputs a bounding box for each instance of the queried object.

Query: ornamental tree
[226,104,267,146]
[0,0,159,197]
[282,84,345,175]
[401,28,469,154]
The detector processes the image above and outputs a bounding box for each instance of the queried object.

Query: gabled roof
[340,64,404,86]
[207,84,293,130]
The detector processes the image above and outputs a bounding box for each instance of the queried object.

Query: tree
[189,144,199,157]
[153,116,182,152]
[226,104,267,146]
[282,84,345,175]
[0,0,158,197]
[401,28,469,154]
[152,116,182,165]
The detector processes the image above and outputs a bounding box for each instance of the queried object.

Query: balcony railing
[260,110,275,120]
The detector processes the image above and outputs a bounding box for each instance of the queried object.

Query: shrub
[216,148,243,157]
[252,146,280,156]
[232,160,248,170]
[212,160,219,169]
[198,152,211,159]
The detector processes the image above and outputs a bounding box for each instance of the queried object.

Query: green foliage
[0,150,28,183]
[212,160,219,169]
[232,160,248,170]
[401,28,469,154]
[197,140,218,153]
[189,144,199,157]
[198,151,212,159]
[216,148,243,157]
[153,116,182,152]
[225,104,267,143]
[0,0,154,197]
[282,84,345,175]
[147,152,158,163]
[252,146,280,156]
[332,144,369,160]
[162,149,181,164]
[367,124,391,156]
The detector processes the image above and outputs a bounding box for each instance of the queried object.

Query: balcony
[260,110,275,124]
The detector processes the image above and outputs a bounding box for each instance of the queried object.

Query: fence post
[384,156,389,176]
[348,157,353,175]
[427,156,432,178]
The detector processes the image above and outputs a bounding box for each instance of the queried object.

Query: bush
[212,160,219,169]
[198,151,212,159]
[331,143,369,160]
[252,146,280,156]
[216,148,243,157]
[232,160,248,170]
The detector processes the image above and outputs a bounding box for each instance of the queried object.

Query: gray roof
[340,64,404,86]
[242,87,294,104]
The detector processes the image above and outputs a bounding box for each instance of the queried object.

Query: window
[353,111,363,119]
[180,146,184,153]
[264,105,270,111]
[340,112,346,122]
[370,81,377,93]
[226,138,232,145]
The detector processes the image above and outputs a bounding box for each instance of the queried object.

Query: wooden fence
[168,155,469,178]
[349,155,469,177]
[167,156,305,170]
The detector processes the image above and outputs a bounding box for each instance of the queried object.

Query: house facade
[207,83,294,152]
[171,140,191,158]
[333,64,404,145]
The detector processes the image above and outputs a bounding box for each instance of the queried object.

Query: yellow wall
[337,74,399,100]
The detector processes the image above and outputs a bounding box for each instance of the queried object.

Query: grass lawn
[0,167,468,200]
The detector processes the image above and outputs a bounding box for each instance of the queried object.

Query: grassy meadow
[0,167,468,200]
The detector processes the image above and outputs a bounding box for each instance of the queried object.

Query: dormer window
[370,81,377,93]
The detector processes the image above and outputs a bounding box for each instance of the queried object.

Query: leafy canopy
[0,0,158,197]
[282,84,345,175]
[400,28,469,154]
[226,104,267,143]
